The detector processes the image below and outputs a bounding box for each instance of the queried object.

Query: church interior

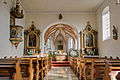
[0,0,120,80]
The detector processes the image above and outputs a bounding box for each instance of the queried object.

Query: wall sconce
[116,0,120,5]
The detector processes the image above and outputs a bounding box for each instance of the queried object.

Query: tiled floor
[45,67,79,80]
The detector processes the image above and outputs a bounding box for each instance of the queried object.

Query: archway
[42,22,79,56]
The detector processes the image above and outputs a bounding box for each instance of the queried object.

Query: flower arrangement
[69,49,78,57]
[88,50,94,56]
[27,50,33,55]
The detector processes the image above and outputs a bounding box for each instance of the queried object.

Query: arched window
[102,6,110,41]
[69,38,73,49]
[46,39,51,49]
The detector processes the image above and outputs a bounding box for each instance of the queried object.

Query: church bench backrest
[73,58,78,73]
[42,57,49,77]
[71,57,120,80]
[116,57,119,59]
[0,57,51,80]
[48,57,52,71]
[4,56,7,59]
[14,56,18,59]
[20,58,34,80]
[0,58,22,80]
[70,57,74,69]
[21,57,46,80]
[91,59,106,80]
[10,56,12,59]
[79,58,87,80]
[86,58,120,80]
[78,58,106,80]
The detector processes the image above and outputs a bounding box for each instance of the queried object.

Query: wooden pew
[71,57,109,80]
[91,59,107,80]
[70,57,74,69]
[73,57,78,73]
[36,58,40,80]
[106,59,120,80]
[0,56,52,80]
[74,57,120,80]
[48,57,52,71]
[79,58,87,80]
[0,58,22,80]
[4,56,7,59]
[20,58,35,80]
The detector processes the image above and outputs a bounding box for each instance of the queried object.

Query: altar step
[51,61,70,67]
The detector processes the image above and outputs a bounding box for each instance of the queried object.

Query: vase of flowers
[27,50,33,55]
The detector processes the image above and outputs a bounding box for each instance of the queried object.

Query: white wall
[97,0,120,57]
[25,12,97,53]
[0,0,25,57]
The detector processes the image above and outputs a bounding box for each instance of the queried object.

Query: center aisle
[45,67,79,80]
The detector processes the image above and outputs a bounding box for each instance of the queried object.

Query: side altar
[24,21,41,55]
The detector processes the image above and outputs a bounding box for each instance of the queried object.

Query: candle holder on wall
[113,25,118,40]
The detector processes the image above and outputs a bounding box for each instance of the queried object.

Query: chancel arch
[44,23,78,57]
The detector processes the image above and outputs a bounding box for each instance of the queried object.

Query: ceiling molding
[26,10,96,14]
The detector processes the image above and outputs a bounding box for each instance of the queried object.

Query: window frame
[102,6,110,41]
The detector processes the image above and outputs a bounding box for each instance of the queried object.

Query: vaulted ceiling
[21,0,104,13]
[44,24,77,44]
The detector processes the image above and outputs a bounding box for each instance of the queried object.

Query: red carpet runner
[51,61,70,67]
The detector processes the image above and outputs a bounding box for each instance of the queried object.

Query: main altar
[53,50,67,61]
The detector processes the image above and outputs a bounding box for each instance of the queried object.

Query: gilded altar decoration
[80,21,98,55]
[9,25,23,48]
[10,0,24,18]
[24,21,41,55]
